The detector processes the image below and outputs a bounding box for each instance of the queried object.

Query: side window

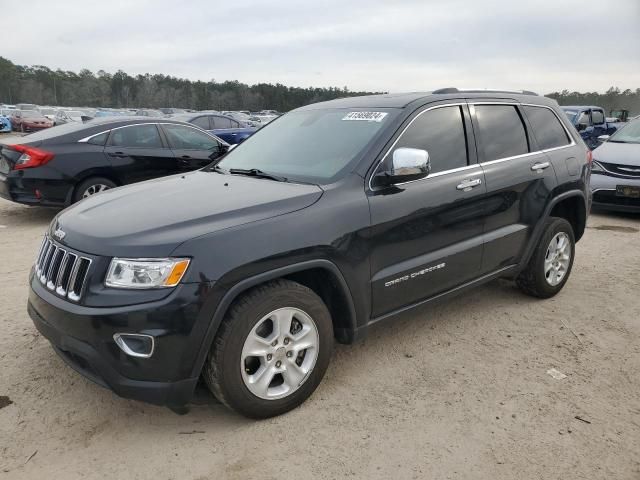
[230,119,240,128]
[391,106,468,174]
[162,124,220,150]
[87,131,109,146]
[109,124,163,148]
[577,111,590,126]
[475,105,529,161]
[591,110,605,125]
[191,116,211,129]
[213,116,233,129]
[523,106,571,150]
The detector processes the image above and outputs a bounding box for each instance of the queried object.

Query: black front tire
[516,217,575,298]
[202,279,334,419]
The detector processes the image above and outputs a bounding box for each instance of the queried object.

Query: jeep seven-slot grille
[35,237,92,302]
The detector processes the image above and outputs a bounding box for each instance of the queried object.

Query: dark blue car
[561,106,621,149]
[170,113,257,144]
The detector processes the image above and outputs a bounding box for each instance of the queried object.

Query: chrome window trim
[592,188,616,193]
[77,122,224,144]
[369,101,579,191]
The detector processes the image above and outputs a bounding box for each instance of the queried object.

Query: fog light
[113,333,155,358]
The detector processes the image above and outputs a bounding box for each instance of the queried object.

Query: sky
[3,0,640,94]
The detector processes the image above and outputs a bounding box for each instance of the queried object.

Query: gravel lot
[0,195,639,480]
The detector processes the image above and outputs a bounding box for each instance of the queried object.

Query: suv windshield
[609,118,640,143]
[217,108,395,183]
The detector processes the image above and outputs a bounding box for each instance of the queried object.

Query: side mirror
[374,148,430,187]
[597,135,610,142]
[577,122,588,132]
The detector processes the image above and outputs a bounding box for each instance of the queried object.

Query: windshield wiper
[229,168,288,182]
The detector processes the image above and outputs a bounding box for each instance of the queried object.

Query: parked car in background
[39,108,57,121]
[159,107,186,115]
[591,116,640,212]
[561,106,622,149]
[54,110,85,125]
[170,112,257,144]
[0,117,229,207]
[16,103,38,111]
[0,111,12,132]
[94,110,131,118]
[221,111,261,127]
[135,109,165,117]
[11,110,53,132]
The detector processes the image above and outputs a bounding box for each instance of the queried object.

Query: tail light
[10,145,55,170]
[586,150,593,165]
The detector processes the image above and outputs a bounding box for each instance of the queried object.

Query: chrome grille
[600,162,640,178]
[34,237,92,302]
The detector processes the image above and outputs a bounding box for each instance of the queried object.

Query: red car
[11,110,53,133]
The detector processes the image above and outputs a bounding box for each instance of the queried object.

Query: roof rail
[432,87,539,96]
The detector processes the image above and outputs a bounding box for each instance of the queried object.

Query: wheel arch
[518,190,587,272]
[190,259,358,378]
[67,172,122,205]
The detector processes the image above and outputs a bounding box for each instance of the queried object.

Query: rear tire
[73,177,117,203]
[202,279,333,419]
[516,217,575,298]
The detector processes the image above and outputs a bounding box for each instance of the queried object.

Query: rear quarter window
[523,106,571,150]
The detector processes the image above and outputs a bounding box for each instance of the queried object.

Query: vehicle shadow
[0,200,60,227]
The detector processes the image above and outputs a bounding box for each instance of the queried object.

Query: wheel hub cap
[241,307,319,400]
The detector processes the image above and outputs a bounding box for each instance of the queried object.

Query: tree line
[0,57,378,111]
[1,57,639,114]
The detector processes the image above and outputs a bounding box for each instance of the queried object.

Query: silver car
[591,117,640,212]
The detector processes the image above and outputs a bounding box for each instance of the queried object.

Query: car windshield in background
[66,111,84,117]
[217,109,395,183]
[562,109,578,122]
[40,108,55,115]
[609,118,640,143]
[22,111,45,118]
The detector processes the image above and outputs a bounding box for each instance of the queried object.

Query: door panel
[105,124,177,184]
[471,103,559,272]
[368,166,487,316]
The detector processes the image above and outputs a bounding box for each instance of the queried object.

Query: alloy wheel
[82,184,111,198]
[241,307,319,400]
[544,232,571,286]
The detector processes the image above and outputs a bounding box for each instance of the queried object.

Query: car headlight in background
[591,160,604,173]
[105,258,190,289]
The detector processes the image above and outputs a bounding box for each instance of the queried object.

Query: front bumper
[27,274,210,407]
[591,173,640,212]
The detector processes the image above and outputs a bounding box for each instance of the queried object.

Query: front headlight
[105,258,190,289]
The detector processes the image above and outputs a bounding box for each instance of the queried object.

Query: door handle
[181,155,192,159]
[108,151,127,158]
[456,178,482,191]
[531,161,550,172]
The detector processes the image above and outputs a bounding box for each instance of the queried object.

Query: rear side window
[87,131,109,146]
[191,116,211,129]
[591,110,605,125]
[392,105,468,174]
[162,124,219,150]
[523,106,571,150]
[475,105,529,161]
[212,117,233,129]
[109,125,163,148]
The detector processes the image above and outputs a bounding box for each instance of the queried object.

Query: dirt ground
[0,195,639,480]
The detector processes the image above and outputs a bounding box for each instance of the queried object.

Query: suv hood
[53,171,323,257]
[594,141,640,166]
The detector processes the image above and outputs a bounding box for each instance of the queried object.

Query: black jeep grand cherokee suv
[28,89,591,418]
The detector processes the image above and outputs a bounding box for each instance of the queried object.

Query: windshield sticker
[342,111,388,122]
